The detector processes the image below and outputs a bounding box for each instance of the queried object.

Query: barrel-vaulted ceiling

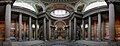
[13,0,106,13]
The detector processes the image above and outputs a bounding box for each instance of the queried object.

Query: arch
[54,21,66,26]
[54,21,66,30]
[46,3,74,11]
[84,1,107,12]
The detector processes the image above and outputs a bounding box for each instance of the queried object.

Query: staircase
[32,40,87,46]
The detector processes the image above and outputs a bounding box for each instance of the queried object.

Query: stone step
[32,40,87,46]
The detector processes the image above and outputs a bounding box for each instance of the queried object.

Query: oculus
[50,10,70,17]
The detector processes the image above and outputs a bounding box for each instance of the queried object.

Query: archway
[54,21,66,40]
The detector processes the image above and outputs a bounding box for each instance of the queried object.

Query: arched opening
[54,21,66,40]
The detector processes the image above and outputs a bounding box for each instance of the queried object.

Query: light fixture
[32,24,39,29]
[81,24,88,28]
[32,24,35,28]
[85,24,88,28]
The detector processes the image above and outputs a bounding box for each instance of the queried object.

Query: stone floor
[31,40,87,46]
[1,40,119,46]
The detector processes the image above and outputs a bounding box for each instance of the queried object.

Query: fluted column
[29,16,32,40]
[88,16,92,40]
[97,13,102,41]
[109,2,115,41]
[5,3,11,41]
[19,13,22,41]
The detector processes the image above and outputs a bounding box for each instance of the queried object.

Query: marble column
[29,16,32,40]
[5,3,11,41]
[82,19,85,40]
[109,2,115,41]
[35,20,38,40]
[69,20,71,40]
[19,13,22,41]
[74,17,76,40]
[88,16,92,40]
[97,13,102,41]
[44,18,47,41]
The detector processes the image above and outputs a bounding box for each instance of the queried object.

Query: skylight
[50,10,70,17]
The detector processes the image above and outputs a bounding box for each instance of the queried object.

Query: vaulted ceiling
[13,0,106,13]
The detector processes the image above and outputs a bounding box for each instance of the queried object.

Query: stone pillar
[65,26,69,40]
[88,16,92,40]
[102,20,105,40]
[97,13,102,41]
[69,20,71,40]
[74,17,76,40]
[82,19,85,40]
[19,13,22,41]
[109,2,115,41]
[35,20,38,40]
[49,20,51,40]
[5,3,11,41]
[29,16,32,40]
[44,18,47,41]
